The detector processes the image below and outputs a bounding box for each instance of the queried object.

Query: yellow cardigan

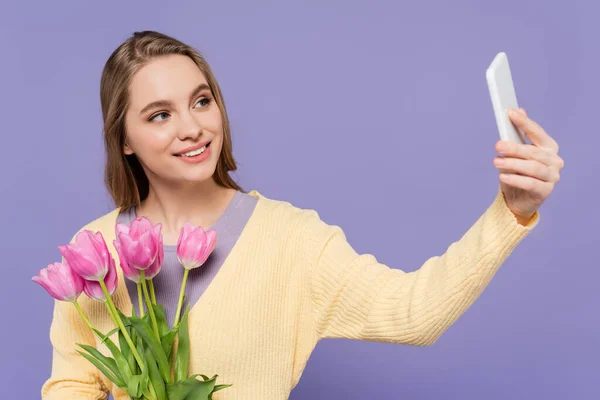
[41,188,538,399]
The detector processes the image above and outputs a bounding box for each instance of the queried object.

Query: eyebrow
[139,83,211,116]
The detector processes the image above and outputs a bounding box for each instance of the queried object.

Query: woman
[41,31,564,399]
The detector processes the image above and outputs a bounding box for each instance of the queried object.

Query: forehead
[128,54,208,109]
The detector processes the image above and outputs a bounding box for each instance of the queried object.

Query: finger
[494,157,560,183]
[495,141,557,167]
[508,109,558,152]
[499,173,554,197]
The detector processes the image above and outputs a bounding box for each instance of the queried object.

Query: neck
[137,177,237,240]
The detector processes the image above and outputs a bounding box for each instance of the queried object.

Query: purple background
[2,1,598,398]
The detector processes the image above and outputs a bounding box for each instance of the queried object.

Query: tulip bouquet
[33,217,231,400]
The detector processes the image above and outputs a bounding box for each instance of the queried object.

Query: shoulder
[68,208,121,242]
[250,189,320,224]
[249,190,345,247]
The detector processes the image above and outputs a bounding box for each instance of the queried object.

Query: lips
[174,141,211,156]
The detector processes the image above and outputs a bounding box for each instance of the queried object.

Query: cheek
[131,127,176,156]
[212,137,224,156]
[207,107,224,134]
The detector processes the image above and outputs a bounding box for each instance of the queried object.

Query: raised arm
[307,187,538,346]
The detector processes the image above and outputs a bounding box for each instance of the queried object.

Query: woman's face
[124,54,223,186]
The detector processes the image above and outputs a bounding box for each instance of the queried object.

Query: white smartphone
[486,52,527,144]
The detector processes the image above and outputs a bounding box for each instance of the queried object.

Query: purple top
[116,190,258,327]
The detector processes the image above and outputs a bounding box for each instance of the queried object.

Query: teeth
[180,145,206,157]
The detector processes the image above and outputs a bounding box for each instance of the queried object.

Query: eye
[194,97,211,108]
[149,112,169,122]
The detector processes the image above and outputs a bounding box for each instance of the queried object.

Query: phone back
[486,52,526,144]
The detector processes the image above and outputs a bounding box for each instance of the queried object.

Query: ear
[123,142,134,155]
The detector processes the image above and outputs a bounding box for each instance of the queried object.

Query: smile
[177,145,207,157]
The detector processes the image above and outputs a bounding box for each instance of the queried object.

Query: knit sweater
[41,187,539,399]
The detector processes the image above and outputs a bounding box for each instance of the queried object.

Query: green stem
[99,280,145,371]
[149,280,157,305]
[73,301,122,355]
[173,269,190,328]
[170,268,190,376]
[141,271,160,341]
[104,302,120,328]
[137,282,145,317]
[73,301,94,332]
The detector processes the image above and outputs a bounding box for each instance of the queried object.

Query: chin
[178,167,218,184]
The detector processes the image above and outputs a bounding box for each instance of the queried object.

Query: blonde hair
[100,30,242,211]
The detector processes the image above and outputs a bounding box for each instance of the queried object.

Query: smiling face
[124,54,223,186]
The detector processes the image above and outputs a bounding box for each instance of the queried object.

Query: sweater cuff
[490,185,540,234]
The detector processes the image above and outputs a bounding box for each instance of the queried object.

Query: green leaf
[129,315,172,384]
[92,328,135,396]
[134,331,154,400]
[160,328,178,359]
[144,345,167,400]
[165,379,195,400]
[151,303,169,336]
[97,326,120,341]
[119,325,138,375]
[135,330,145,365]
[199,373,232,399]
[202,375,233,400]
[77,344,122,381]
[76,349,125,389]
[174,305,191,382]
[212,383,233,393]
[140,366,151,399]
[114,307,133,328]
[187,374,217,400]
[166,375,216,400]
[127,374,142,398]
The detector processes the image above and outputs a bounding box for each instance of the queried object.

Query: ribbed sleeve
[306,186,539,346]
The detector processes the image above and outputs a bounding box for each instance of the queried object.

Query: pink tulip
[145,233,164,279]
[82,255,118,302]
[113,239,141,283]
[115,217,161,271]
[32,261,84,302]
[176,223,217,270]
[59,230,113,281]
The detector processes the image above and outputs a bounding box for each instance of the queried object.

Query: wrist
[512,210,535,226]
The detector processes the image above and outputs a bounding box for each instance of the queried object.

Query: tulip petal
[83,256,118,302]
[201,230,218,263]
[138,231,158,262]
[116,217,162,278]
[32,262,84,302]
[59,243,107,281]
[145,233,164,280]
[93,232,111,264]
[60,230,112,281]
[77,231,104,268]
[119,232,155,270]
[115,222,130,237]
[114,239,141,283]
[176,223,217,270]
[130,216,154,240]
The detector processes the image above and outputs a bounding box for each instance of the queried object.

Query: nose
[177,110,203,141]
